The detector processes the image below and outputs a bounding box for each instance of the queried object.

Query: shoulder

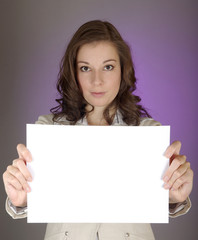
[35,114,71,125]
[35,114,54,125]
[139,117,161,126]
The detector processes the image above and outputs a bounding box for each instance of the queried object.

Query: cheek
[77,73,86,90]
[78,78,89,94]
[110,75,121,91]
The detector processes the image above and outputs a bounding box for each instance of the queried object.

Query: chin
[91,100,110,107]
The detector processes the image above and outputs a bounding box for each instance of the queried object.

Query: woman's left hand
[163,141,193,203]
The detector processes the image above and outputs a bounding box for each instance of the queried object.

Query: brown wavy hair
[50,20,151,125]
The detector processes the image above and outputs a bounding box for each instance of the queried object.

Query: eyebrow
[103,59,117,64]
[77,59,117,65]
[77,61,90,65]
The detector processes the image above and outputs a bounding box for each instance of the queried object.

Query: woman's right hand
[3,144,32,207]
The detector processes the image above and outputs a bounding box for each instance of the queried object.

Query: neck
[86,106,116,126]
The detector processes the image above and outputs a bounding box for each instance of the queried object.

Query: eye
[80,66,91,72]
[104,65,114,71]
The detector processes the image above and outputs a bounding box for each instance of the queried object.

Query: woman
[3,20,193,240]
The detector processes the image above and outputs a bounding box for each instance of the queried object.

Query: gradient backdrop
[0,0,197,239]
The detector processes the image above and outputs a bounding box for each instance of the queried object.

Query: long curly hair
[50,20,151,125]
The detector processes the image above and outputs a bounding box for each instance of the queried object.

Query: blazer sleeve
[5,197,27,219]
[169,197,191,218]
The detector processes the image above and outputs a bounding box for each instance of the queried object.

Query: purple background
[1,1,197,239]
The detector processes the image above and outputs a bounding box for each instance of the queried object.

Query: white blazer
[6,113,191,240]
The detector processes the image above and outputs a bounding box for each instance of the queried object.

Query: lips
[91,92,106,97]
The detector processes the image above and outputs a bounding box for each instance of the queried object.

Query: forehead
[77,41,119,61]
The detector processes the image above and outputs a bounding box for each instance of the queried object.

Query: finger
[170,168,193,191]
[6,166,31,192]
[164,141,181,159]
[16,144,32,162]
[12,159,32,181]
[163,155,186,183]
[164,161,190,189]
[3,171,22,191]
[3,170,28,192]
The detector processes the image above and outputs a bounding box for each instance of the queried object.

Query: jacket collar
[76,110,127,126]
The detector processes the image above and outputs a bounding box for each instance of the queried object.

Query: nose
[91,70,103,86]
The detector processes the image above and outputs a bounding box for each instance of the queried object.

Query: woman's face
[76,41,121,110]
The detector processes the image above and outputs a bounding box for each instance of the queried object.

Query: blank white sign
[27,124,170,223]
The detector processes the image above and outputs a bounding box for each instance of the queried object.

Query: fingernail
[163,151,171,158]
[26,186,31,192]
[171,187,175,191]
[28,177,32,182]
[163,183,170,189]
[163,176,169,182]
